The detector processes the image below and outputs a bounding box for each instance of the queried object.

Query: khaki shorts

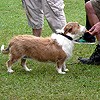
[22,0,66,33]
[91,0,100,20]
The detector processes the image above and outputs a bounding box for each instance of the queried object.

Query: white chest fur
[51,33,74,59]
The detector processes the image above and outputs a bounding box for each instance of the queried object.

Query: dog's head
[63,22,86,39]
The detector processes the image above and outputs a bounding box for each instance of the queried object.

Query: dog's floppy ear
[64,24,73,34]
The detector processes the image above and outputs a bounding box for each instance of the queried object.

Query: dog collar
[57,33,73,41]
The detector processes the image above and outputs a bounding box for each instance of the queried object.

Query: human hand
[89,22,100,35]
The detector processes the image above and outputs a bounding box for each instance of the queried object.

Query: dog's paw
[25,68,32,72]
[58,71,66,74]
[57,68,66,74]
[64,69,69,72]
[7,69,14,73]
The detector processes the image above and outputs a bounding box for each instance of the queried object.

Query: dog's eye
[78,24,80,26]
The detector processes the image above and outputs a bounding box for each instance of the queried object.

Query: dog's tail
[1,45,9,54]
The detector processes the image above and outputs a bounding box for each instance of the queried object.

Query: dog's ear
[64,24,73,34]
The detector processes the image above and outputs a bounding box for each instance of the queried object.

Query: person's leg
[75,0,95,43]
[22,0,44,36]
[85,1,100,40]
[83,14,96,42]
[84,0,95,42]
[42,0,66,33]
[78,0,100,65]
[32,28,42,37]
[85,0,92,30]
[85,2,99,26]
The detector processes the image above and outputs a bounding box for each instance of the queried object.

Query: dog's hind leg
[6,53,22,73]
[6,57,18,73]
[21,58,32,72]
[6,60,14,73]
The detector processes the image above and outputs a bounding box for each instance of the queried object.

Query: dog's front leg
[56,62,66,74]
[56,66,66,74]
[62,62,69,72]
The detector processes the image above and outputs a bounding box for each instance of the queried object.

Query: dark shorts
[91,0,100,20]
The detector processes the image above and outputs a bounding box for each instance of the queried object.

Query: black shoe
[75,32,96,44]
[78,44,100,65]
[75,36,95,44]
[83,32,96,42]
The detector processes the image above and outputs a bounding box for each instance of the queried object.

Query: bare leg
[32,28,42,37]
[85,2,99,26]
[21,58,32,71]
[85,1,100,40]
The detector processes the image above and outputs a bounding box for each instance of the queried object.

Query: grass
[0,0,100,100]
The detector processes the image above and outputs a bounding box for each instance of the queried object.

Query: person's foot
[74,37,95,44]
[78,44,100,65]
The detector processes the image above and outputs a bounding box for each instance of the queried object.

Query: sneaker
[78,44,100,65]
[74,37,95,44]
[75,36,95,44]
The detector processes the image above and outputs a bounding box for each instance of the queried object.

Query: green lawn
[0,0,100,100]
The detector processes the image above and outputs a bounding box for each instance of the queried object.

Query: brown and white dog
[1,22,86,74]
